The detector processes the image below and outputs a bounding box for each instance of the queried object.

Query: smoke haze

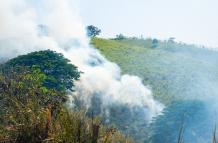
[0,0,163,121]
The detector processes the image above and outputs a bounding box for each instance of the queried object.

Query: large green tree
[3,50,80,92]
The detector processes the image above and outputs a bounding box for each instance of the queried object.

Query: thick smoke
[0,0,164,121]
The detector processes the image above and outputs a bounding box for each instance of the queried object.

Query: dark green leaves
[4,50,80,92]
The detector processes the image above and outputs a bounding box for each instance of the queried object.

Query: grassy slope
[91,37,218,104]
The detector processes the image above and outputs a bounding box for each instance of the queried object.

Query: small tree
[86,25,101,37]
[115,34,126,40]
[151,39,159,48]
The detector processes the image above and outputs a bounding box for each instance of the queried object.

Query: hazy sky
[78,0,218,48]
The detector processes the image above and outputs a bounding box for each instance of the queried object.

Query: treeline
[0,50,133,143]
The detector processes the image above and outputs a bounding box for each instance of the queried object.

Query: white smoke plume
[0,0,164,121]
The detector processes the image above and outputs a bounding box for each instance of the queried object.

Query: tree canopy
[3,50,80,92]
[86,25,101,37]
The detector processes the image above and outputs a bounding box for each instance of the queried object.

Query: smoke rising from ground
[0,0,164,121]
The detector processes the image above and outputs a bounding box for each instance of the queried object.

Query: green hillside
[92,37,218,142]
[91,37,218,104]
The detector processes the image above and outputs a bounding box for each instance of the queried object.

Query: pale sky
[78,0,218,48]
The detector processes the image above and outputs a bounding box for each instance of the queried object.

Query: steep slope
[92,38,218,104]
[92,37,218,142]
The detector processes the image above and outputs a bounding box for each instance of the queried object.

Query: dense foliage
[4,50,80,92]
[0,50,132,143]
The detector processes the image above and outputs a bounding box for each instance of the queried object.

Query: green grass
[91,37,218,104]
[92,37,218,142]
